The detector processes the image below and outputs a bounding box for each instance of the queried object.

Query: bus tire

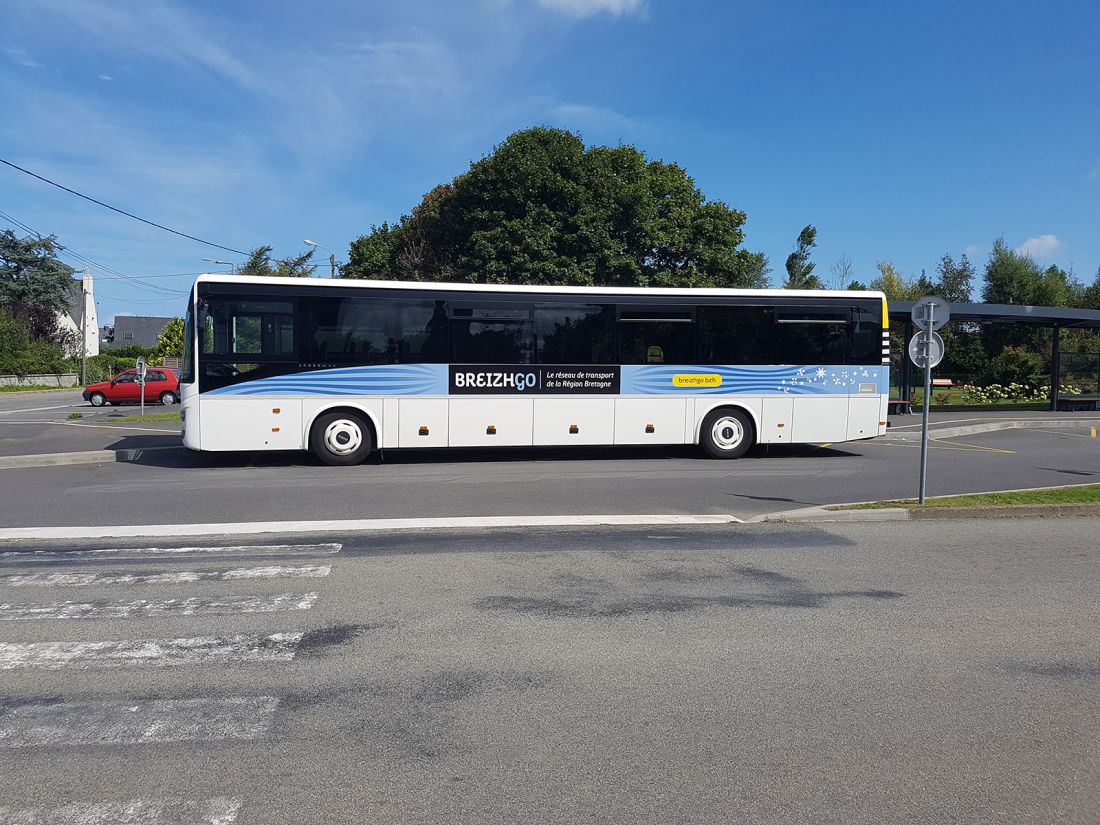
[310,410,373,466]
[700,408,754,459]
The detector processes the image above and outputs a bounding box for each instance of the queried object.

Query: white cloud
[5,47,43,68]
[15,0,257,89]
[1014,234,1061,259]
[97,74,112,81]
[538,0,645,18]
[963,244,985,260]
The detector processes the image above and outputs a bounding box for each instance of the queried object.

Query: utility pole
[330,253,336,278]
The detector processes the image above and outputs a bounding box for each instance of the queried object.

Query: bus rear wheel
[310,411,373,466]
[700,408,754,459]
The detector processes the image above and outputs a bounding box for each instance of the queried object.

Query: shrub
[983,345,1044,386]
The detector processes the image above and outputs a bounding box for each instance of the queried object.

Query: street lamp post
[303,240,339,278]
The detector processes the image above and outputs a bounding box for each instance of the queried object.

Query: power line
[0,208,187,295]
[0,156,248,255]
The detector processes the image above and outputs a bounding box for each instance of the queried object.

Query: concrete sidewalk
[886,409,1100,440]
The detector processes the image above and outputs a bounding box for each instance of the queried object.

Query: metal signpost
[136,356,147,417]
[910,297,950,503]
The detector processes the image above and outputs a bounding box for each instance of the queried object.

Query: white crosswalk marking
[0,632,303,670]
[0,796,241,823]
[0,698,278,748]
[0,592,318,621]
[0,543,342,561]
[0,565,332,588]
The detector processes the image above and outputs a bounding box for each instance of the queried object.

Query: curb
[907,502,1100,520]
[756,500,1100,523]
[0,446,187,470]
[0,513,744,541]
[886,418,1100,441]
[752,506,910,523]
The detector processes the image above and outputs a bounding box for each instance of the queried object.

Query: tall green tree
[783,225,823,289]
[151,317,185,365]
[344,127,768,289]
[934,253,975,304]
[0,230,76,344]
[235,245,317,278]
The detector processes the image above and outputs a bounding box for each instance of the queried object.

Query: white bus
[180,275,890,464]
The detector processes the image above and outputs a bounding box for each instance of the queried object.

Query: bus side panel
[199,398,303,451]
[533,398,615,445]
[614,398,685,445]
[790,397,849,443]
[847,396,882,440]
[398,398,448,447]
[759,397,794,444]
[450,398,533,447]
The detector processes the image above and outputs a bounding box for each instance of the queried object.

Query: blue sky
[2,0,1098,323]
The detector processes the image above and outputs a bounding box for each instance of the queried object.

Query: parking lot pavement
[0,520,1095,823]
[0,425,1096,530]
[0,391,182,456]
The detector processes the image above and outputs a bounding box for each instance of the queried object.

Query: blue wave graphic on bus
[207,363,888,396]
[206,364,447,396]
[620,365,889,395]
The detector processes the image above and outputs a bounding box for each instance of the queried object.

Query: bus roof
[193,273,886,302]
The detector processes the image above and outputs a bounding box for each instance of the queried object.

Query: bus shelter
[888,301,1100,412]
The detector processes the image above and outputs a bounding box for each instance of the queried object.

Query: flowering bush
[956,382,1082,404]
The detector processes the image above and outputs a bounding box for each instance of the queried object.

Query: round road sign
[908,330,944,369]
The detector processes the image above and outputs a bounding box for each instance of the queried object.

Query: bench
[888,399,912,415]
[931,378,953,387]
[1056,394,1100,412]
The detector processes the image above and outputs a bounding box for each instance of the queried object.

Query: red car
[83,368,181,407]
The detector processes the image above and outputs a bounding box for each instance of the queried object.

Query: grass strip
[106,411,182,423]
[0,385,79,393]
[835,485,1100,509]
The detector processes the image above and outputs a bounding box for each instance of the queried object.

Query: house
[102,315,176,348]
[57,273,99,358]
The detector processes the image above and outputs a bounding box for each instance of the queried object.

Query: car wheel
[310,411,373,466]
[700,408,754,459]
[160,391,178,405]
[89,392,106,407]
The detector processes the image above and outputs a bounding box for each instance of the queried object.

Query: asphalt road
[1,425,1098,527]
[0,520,1096,824]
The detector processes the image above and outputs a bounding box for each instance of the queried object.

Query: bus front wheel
[310,411,373,466]
[700,408,754,459]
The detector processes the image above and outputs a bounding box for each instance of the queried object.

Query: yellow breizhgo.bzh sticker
[673,374,723,388]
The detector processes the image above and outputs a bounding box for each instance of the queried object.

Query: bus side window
[697,306,772,364]
[397,299,449,363]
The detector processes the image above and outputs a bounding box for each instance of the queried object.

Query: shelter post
[1050,324,1061,412]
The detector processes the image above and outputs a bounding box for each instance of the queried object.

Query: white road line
[0,544,342,561]
[0,632,303,670]
[0,404,79,415]
[0,564,332,588]
[0,420,172,433]
[0,592,318,621]
[0,797,241,825]
[0,514,743,541]
[0,696,280,748]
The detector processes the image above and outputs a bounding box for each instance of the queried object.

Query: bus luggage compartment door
[614,398,686,444]
[449,398,533,447]
[398,398,449,447]
[200,398,303,451]
[533,398,615,445]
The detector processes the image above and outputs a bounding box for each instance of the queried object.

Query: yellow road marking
[1027,427,1100,440]
[866,440,1014,454]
